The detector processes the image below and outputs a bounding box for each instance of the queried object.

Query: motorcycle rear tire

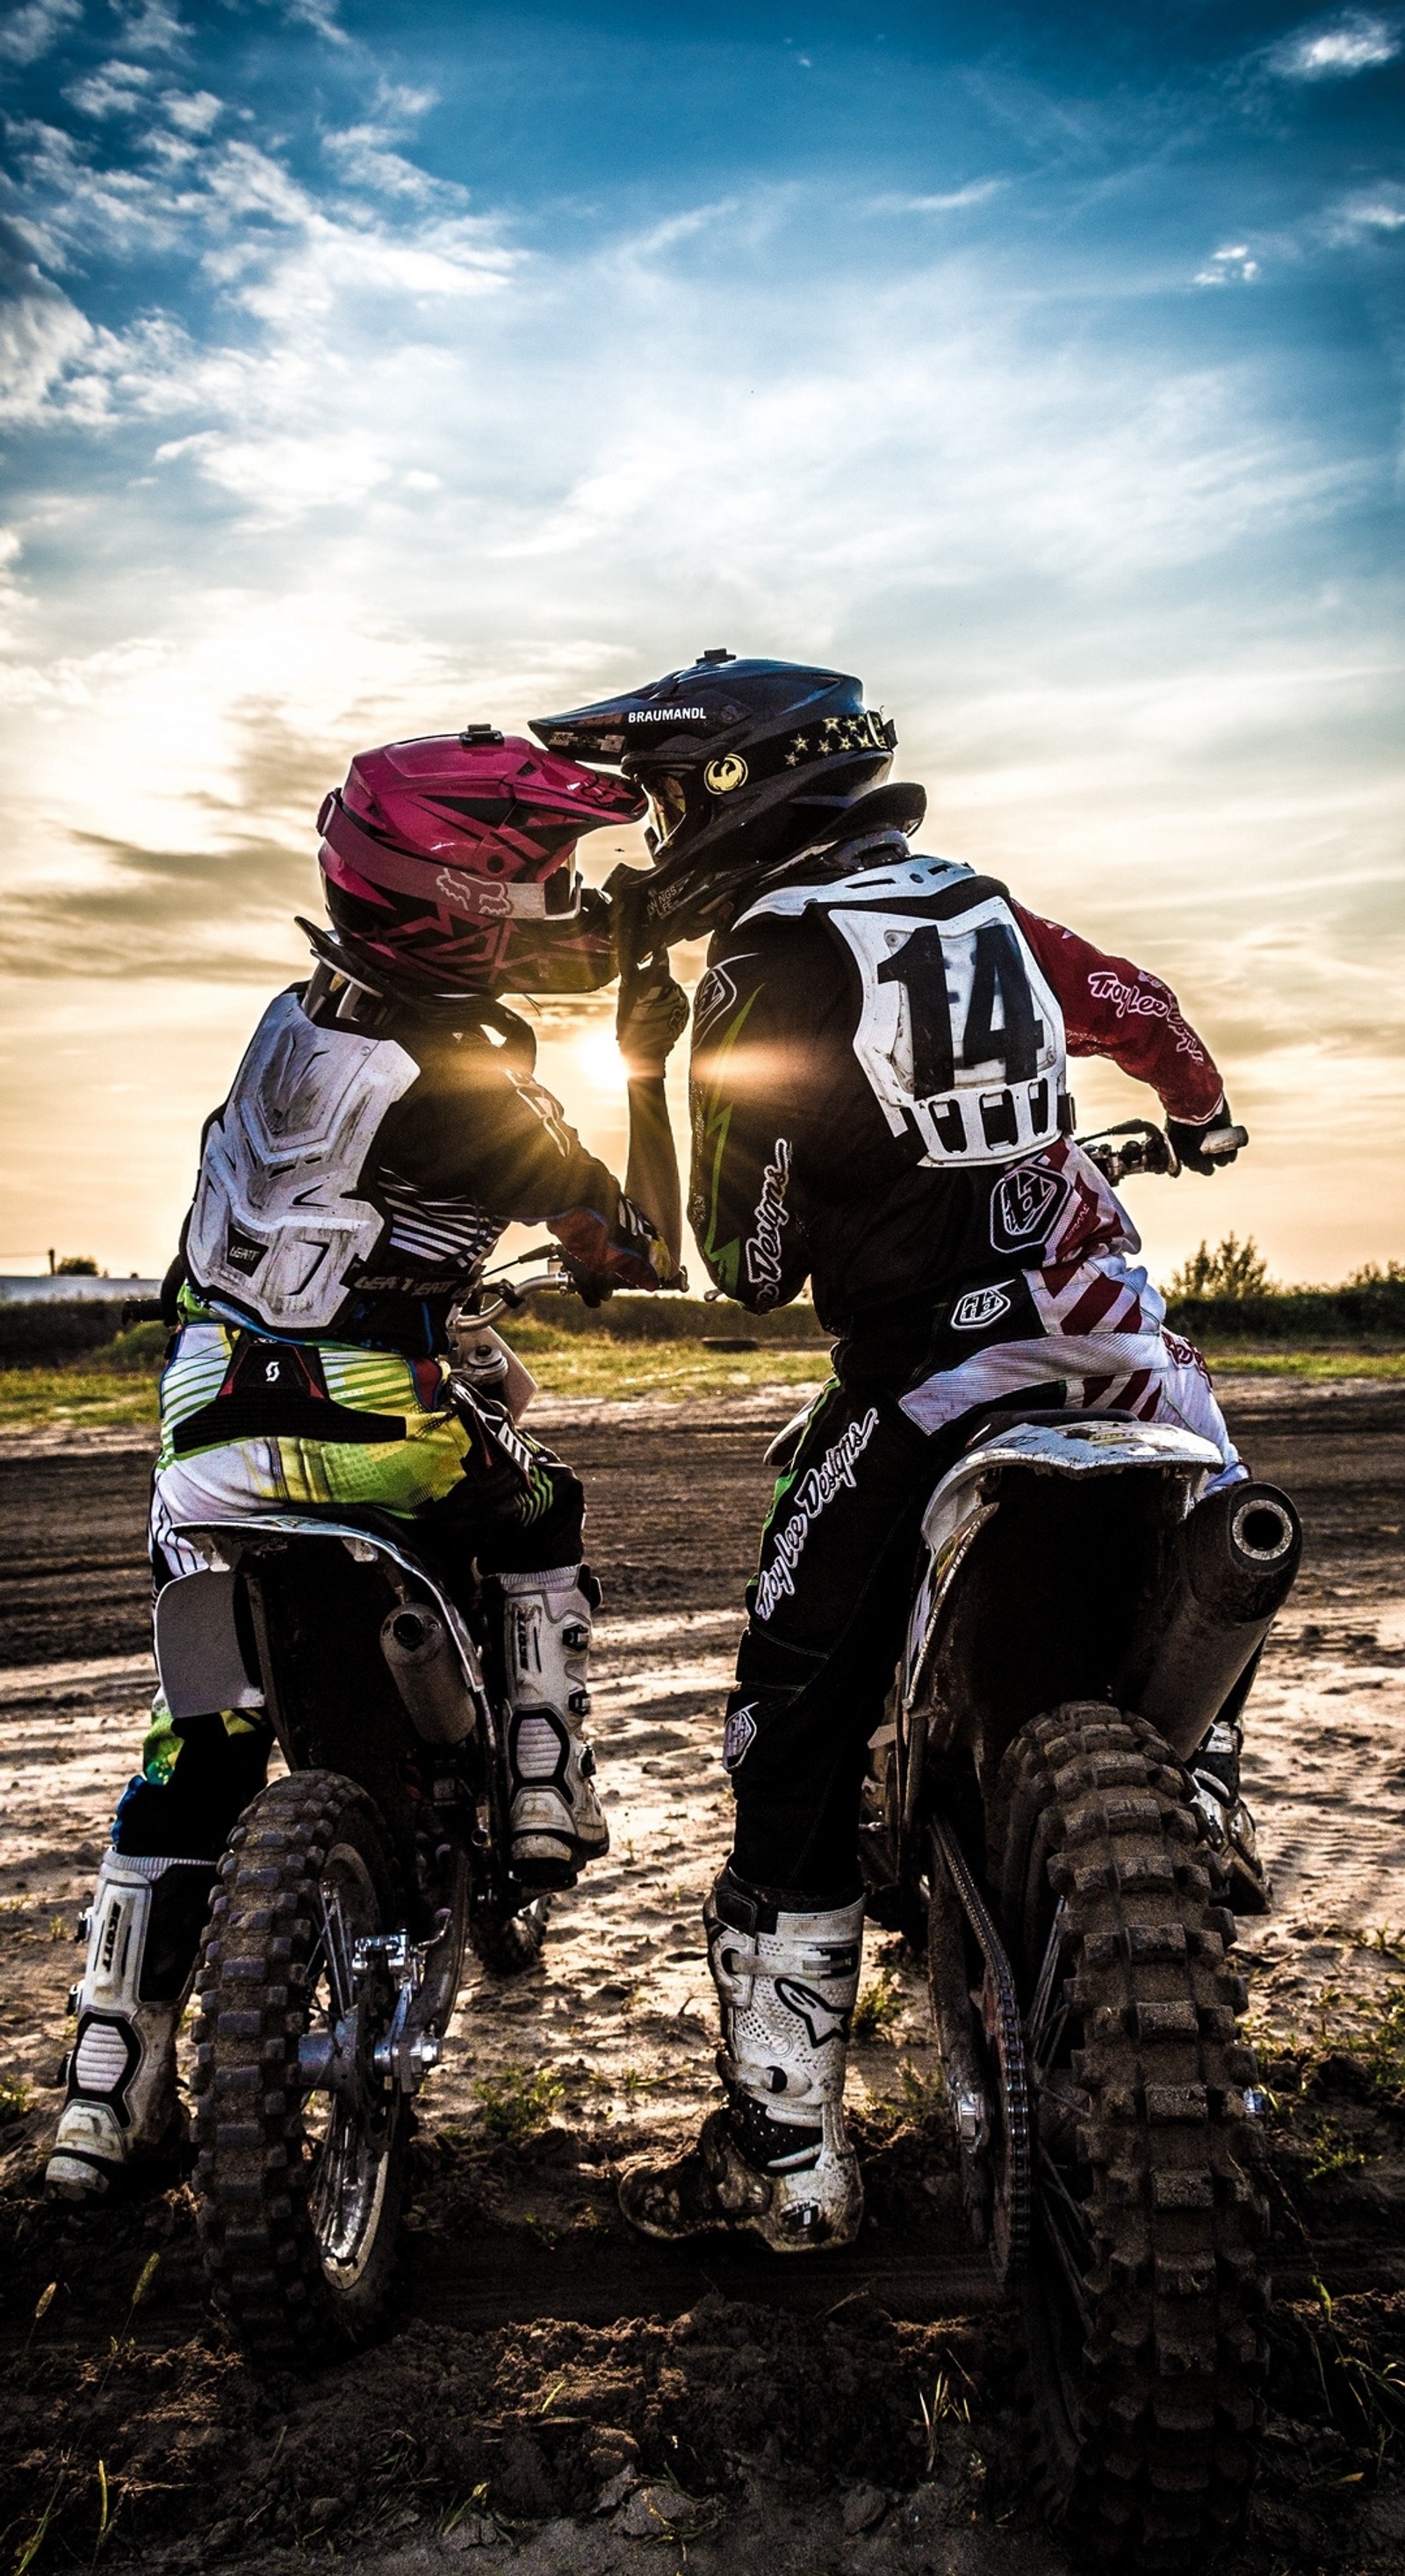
[191,1769,407,2367]
[990,1705,1269,2567]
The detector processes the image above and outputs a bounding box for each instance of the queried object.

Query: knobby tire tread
[990,1704,1269,2567]
[191,1768,405,2370]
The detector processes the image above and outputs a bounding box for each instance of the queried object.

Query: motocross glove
[550,1194,672,1303]
[616,966,690,1078]
[1167,1100,1246,1176]
[605,862,690,1077]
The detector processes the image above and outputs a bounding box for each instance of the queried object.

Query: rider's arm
[616,958,690,1282]
[1012,906,1227,1125]
[384,1041,668,1292]
[623,1075,684,1281]
[688,931,817,1311]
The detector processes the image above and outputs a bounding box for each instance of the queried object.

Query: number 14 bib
[741,858,1067,1166]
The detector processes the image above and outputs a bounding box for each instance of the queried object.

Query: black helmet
[530,651,919,945]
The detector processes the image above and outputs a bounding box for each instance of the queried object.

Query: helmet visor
[640,771,689,848]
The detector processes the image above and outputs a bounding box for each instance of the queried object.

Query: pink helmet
[315,725,646,998]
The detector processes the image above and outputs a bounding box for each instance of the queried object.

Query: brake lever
[1077,1119,1174,1180]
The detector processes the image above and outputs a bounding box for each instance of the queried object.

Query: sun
[569,1025,629,1094]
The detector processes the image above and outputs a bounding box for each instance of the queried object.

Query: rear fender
[161,1516,488,1731]
[897,1415,1222,1844]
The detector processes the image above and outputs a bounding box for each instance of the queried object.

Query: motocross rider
[531,652,1262,2254]
[47,725,679,2203]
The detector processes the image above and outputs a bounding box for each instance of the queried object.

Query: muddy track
[3,1375,1402,1670]
[1,1378,1403,2572]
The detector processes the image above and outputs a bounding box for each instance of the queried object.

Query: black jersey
[688,847,1223,1383]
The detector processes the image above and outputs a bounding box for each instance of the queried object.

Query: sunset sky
[1,0,1401,1290]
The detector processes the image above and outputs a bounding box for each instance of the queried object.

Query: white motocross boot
[47,1852,214,2201]
[619,1866,865,2251]
[501,1566,609,1887]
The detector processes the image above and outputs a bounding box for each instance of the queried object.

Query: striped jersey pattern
[377,1167,502,1272]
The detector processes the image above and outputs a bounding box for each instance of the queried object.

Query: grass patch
[862,2057,945,2133]
[1251,1964,1405,2210]
[0,1339,828,1432]
[3,1336,1398,1437]
[852,1966,906,2043]
[472,2065,563,2145]
[508,1334,828,1403]
[1200,1347,1405,1380]
[0,1369,160,1432]
[0,2071,32,2126]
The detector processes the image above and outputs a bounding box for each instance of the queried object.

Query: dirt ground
[1,1378,1403,2574]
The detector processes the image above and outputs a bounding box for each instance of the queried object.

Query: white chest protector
[185,990,418,1331]
[738,856,1068,1167]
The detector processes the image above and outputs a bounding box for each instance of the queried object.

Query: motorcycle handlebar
[1077,1120,1248,1183]
[468,1255,578,1326]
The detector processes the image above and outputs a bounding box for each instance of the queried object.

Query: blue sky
[0,0,1401,1282]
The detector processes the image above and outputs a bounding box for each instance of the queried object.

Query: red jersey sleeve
[1012,905,1225,1124]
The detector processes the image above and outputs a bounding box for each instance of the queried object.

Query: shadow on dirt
[2,2091,1403,2574]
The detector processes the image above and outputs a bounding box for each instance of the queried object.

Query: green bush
[1169,1235,1273,1300]
[0,1299,131,1367]
[1164,1243,1405,1344]
[83,1320,169,1374]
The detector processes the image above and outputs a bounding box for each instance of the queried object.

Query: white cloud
[163,90,221,137]
[1326,184,1405,237]
[2,97,1366,586]
[321,76,443,198]
[0,286,92,418]
[282,0,349,43]
[0,0,79,65]
[155,425,396,509]
[323,125,440,203]
[1194,243,1260,285]
[113,1,189,54]
[871,181,1005,215]
[66,61,155,118]
[1272,13,1401,78]
[0,222,94,420]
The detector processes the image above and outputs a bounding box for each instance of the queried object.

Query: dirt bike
[149,1257,575,2365]
[855,1121,1301,2565]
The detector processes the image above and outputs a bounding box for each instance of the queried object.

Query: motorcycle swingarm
[928,1815,1033,2286]
[298,1926,447,2103]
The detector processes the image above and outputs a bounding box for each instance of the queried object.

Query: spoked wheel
[468,1893,551,1978]
[191,1770,408,2366]
[989,1705,1270,2566]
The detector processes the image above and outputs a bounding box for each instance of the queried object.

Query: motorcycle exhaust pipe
[380,1605,476,1746]
[1120,1481,1301,1760]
